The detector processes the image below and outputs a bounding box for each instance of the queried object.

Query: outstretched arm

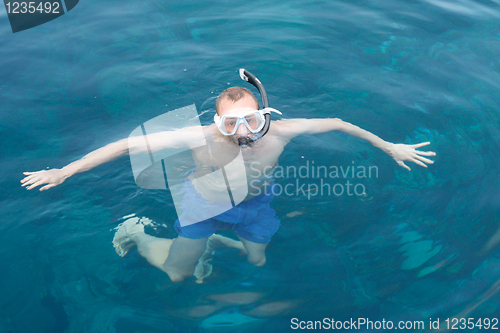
[275,118,436,171]
[21,126,203,191]
[21,139,130,191]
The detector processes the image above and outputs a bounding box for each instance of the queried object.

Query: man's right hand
[21,169,67,191]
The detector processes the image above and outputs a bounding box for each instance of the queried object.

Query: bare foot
[112,215,152,257]
[194,235,248,283]
[113,215,173,269]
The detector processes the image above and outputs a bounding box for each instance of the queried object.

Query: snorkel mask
[214,107,282,136]
[214,69,281,148]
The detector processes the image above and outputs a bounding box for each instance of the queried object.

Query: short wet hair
[216,86,259,114]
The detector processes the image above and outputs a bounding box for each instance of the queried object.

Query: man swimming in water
[21,73,436,283]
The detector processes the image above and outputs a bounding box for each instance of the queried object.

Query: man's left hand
[387,142,436,171]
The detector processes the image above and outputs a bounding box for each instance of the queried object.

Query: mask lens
[222,117,239,135]
[244,113,264,131]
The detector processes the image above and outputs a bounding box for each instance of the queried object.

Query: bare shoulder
[268,118,312,140]
[260,120,292,145]
[202,123,218,136]
[268,119,298,134]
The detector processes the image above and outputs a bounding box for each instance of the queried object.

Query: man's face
[217,94,260,144]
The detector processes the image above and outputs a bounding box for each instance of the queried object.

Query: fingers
[22,175,47,190]
[40,184,56,191]
[394,142,436,171]
[411,142,430,148]
[415,150,436,156]
[411,142,437,157]
[21,176,39,186]
[26,180,44,190]
[21,174,47,187]
[22,171,44,176]
[411,158,428,168]
[397,161,411,171]
[22,170,61,191]
[21,175,34,183]
[21,171,43,183]
[414,154,434,165]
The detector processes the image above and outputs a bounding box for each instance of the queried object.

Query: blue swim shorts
[174,183,280,243]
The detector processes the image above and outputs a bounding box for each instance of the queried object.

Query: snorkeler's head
[215,87,259,115]
[214,70,279,148]
[214,87,260,146]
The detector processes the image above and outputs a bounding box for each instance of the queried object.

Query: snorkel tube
[238,68,271,148]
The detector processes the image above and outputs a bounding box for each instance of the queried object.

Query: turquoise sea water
[2,0,500,332]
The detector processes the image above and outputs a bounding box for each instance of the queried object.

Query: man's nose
[236,122,248,136]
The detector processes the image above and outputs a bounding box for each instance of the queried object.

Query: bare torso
[189,123,288,201]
